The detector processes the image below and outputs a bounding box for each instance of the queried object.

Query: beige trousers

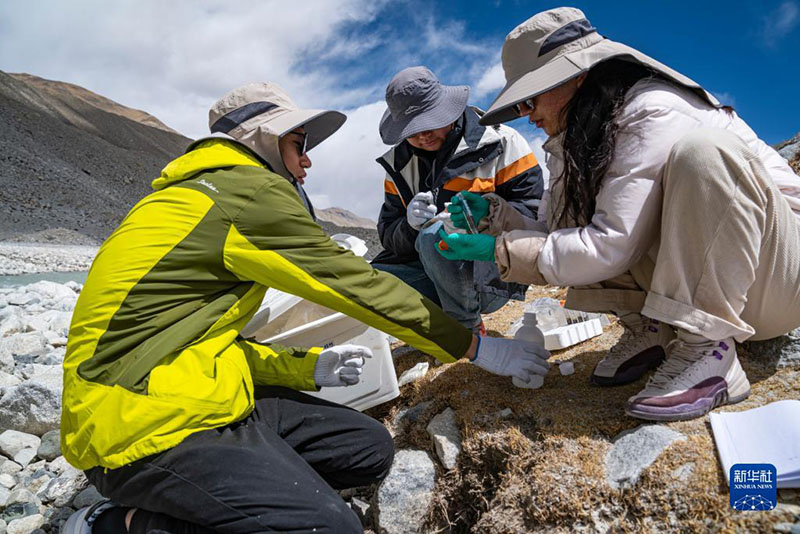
[566,128,800,342]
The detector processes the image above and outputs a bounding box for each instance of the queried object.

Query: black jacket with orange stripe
[373,107,544,277]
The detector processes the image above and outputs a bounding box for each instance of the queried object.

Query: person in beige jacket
[437,7,800,421]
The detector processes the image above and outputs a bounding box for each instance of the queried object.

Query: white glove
[314,344,372,388]
[406,191,437,230]
[471,336,550,383]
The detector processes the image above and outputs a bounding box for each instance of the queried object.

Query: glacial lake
[0,271,89,288]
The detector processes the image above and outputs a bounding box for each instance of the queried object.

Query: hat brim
[379,85,469,145]
[263,108,347,151]
[480,39,718,126]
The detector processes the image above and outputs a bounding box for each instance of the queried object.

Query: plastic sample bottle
[512,311,545,389]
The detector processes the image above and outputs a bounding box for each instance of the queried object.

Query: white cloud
[303,101,388,219]
[761,1,799,47]
[473,62,505,99]
[0,0,517,220]
[0,0,386,138]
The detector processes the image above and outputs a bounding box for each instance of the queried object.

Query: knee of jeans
[415,222,442,256]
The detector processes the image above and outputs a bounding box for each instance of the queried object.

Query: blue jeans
[373,222,508,330]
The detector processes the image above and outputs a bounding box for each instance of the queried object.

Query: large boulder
[605,425,686,489]
[377,450,437,534]
[0,366,62,436]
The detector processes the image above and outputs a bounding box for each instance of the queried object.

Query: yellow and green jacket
[61,138,472,470]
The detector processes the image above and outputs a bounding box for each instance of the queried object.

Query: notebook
[709,400,800,488]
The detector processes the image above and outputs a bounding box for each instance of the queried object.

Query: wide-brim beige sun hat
[209,82,346,152]
[480,7,719,126]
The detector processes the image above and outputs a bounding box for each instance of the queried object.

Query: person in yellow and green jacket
[62,83,550,534]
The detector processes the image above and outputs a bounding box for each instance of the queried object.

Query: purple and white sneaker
[625,335,750,421]
[591,313,675,386]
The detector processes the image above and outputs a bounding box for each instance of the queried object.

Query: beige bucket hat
[207,82,346,179]
[480,7,719,126]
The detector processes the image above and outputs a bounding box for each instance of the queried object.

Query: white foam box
[247,306,399,412]
[542,318,604,351]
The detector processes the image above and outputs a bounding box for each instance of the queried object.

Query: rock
[0,474,15,489]
[398,362,429,387]
[0,502,39,524]
[26,282,76,303]
[349,496,372,527]
[0,315,25,340]
[12,449,36,469]
[47,456,81,479]
[38,473,88,506]
[65,281,82,293]
[605,425,686,489]
[746,328,800,369]
[377,450,436,534]
[36,431,60,461]
[0,488,9,509]
[6,294,37,308]
[426,408,461,470]
[671,462,696,484]
[4,488,40,508]
[0,372,22,388]
[0,519,5,534]
[559,362,575,375]
[0,460,22,476]
[0,367,63,435]
[393,401,433,426]
[0,350,15,375]
[0,431,41,458]
[72,486,104,509]
[6,514,44,534]
[0,333,48,364]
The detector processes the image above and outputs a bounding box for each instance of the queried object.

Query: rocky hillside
[0,71,191,244]
[777,131,800,174]
[317,207,377,229]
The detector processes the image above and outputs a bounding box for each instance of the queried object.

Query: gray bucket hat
[379,66,469,145]
[480,7,719,126]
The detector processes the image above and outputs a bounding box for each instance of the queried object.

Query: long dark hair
[555,59,660,227]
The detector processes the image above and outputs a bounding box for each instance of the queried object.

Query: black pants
[87,386,394,533]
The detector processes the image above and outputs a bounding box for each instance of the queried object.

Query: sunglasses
[288,131,308,157]
[512,99,535,116]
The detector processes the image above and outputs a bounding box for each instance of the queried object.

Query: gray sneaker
[591,313,675,386]
[625,336,750,421]
[61,500,117,533]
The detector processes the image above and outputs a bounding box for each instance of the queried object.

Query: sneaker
[591,313,676,386]
[625,334,750,421]
[62,500,118,533]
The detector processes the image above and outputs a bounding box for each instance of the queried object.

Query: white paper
[709,400,800,488]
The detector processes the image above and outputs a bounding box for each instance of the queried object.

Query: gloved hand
[436,229,496,262]
[406,191,437,230]
[470,336,550,383]
[447,191,490,230]
[314,344,372,388]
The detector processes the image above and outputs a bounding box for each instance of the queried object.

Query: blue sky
[0,1,798,218]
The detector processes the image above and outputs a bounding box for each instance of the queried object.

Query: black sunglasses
[512,99,535,116]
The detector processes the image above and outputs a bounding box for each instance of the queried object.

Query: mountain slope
[316,207,377,229]
[0,70,191,243]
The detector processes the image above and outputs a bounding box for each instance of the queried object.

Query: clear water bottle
[529,298,593,330]
[512,312,545,389]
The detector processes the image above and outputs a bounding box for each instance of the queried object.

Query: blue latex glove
[447,191,490,230]
[436,229,496,262]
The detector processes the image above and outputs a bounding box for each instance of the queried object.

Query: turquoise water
[0,271,88,288]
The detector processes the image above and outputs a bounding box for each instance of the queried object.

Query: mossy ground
[368,286,800,533]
